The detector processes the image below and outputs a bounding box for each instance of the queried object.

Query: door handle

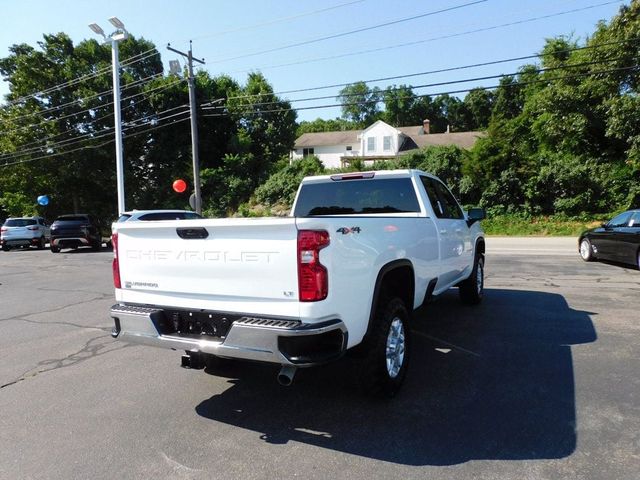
[455,228,462,233]
[439,229,448,235]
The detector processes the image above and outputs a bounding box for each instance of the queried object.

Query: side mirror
[467,207,486,226]
[601,222,611,229]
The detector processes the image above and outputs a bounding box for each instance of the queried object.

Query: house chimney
[423,119,430,134]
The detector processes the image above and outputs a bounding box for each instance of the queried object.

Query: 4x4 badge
[337,227,361,235]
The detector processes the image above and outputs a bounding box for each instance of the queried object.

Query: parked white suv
[1,217,50,251]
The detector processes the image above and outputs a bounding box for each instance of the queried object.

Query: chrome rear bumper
[110,304,347,366]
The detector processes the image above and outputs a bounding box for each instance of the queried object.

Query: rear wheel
[37,236,46,250]
[1,245,10,252]
[459,254,484,305]
[579,238,593,262]
[92,239,101,251]
[360,296,411,398]
[50,244,60,253]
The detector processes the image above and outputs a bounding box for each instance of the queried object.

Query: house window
[367,137,376,152]
[303,148,314,157]
[383,136,392,151]
[346,146,352,151]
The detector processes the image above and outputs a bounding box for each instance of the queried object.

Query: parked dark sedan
[579,209,640,268]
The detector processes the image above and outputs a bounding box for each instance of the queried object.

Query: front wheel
[1,245,10,252]
[50,245,60,253]
[459,254,484,305]
[579,238,593,262]
[360,297,411,398]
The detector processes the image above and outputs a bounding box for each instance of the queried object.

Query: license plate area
[159,308,235,339]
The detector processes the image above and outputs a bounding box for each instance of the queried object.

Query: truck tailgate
[115,218,299,304]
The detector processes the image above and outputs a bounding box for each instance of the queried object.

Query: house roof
[294,130,360,148]
[294,124,485,150]
[397,128,486,151]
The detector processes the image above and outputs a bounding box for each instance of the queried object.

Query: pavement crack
[0,294,111,322]
[0,334,132,391]
[5,316,111,333]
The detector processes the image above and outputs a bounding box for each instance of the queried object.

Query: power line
[203,56,631,111]
[0,104,190,159]
[210,38,636,105]
[225,0,625,74]
[3,71,164,124]
[0,115,192,168]
[1,78,186,135]
[2,48,161,107]
[189,0,367,42]
[203,0,488,65]
[201,64,639,118]
[0,106,191,163]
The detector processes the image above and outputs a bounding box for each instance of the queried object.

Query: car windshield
[4,219,36,227]
[56,216,89,222]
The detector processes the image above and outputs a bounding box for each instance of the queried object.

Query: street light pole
[89,18,128,216]
[167,41,205,215]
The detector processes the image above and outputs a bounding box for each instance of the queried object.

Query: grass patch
[482,213,611,236]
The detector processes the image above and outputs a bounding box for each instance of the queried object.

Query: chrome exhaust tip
[277,365,297,386]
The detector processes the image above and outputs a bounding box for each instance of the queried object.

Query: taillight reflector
[297,230,330,302]
[112,232,121,289]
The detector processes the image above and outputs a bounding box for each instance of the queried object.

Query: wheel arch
[359,260,415,347]
[475,236,486,257]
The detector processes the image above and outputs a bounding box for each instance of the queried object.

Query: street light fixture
[108,16,125,30]
[88,23,105,36]
[88,18,128,215]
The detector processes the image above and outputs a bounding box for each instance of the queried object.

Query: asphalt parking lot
[0,238,638,480]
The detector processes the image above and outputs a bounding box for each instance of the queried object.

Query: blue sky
[0,0,628,122]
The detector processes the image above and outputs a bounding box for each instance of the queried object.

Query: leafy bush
[253,156,325,206]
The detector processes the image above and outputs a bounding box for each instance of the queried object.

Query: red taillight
[0,227,7,232]
[112,232,121,289]
[297,230,329,302]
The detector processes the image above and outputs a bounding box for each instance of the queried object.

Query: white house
[291,119,484,169]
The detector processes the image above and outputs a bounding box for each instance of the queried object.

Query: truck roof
[300,169,431,185]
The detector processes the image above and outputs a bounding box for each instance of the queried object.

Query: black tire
[579,238,594,262]
[92,240,101,251]
[37,236,46,250]
[1,245,10,252]
[359,296,411,398]
[50,245,60,253]
[459,254,484,305]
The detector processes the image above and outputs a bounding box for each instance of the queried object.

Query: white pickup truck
[110,169,485,397]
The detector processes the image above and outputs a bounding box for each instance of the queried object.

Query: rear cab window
[293,178,421,216]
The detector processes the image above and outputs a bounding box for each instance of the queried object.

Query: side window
[434,180,464,220]
[367,137,376,152]
[630,212,640,227]
[608,212,632,227]
[420,176,445,218]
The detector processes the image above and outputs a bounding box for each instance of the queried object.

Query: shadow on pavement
[195,288,596,465]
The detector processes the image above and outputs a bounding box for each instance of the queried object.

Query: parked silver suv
[1,217,50,251]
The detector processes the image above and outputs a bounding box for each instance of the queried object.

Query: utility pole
[167,41,205,215]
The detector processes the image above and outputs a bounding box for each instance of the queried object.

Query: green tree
[336,81,382,126]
